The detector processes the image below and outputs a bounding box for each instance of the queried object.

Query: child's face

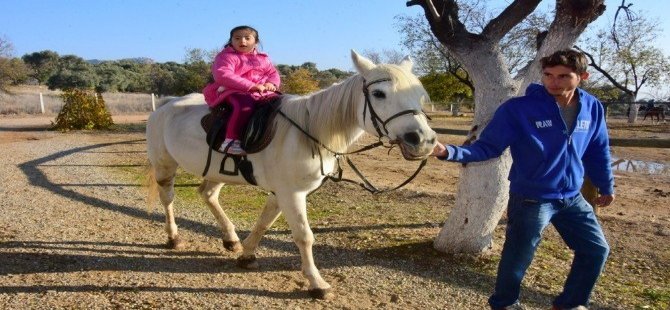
[231,29,257,53]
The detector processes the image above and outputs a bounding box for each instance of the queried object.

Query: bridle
[362,78,426,140]
[276,77,429,194]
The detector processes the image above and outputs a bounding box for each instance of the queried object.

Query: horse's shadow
[9,138,566,307]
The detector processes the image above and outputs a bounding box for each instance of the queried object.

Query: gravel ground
[0,131,494,309]
[1,116,668,309]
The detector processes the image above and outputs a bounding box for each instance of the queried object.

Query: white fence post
[151,93,156,111]
[39,93,45,114]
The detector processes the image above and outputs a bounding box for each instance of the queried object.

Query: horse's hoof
[308,288,335,300]
[166,236,186,250]
[237,255,259,270]
[223,240,243,253]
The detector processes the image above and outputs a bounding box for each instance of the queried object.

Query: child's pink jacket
[202,46,281,107]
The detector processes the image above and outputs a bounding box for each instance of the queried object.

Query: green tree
[0,57,32,91]
[324,68,353,80]
[47,55,98,90]
[282,68,320,95]
[0,36,32,90]
[172,48,210,95]
[148,62,177,96]
[94,62,130,92]
[419,72,472,106]
[581,81,626,103]
[22,50,60,84]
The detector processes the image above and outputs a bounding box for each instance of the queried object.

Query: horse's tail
[145,163,159,209]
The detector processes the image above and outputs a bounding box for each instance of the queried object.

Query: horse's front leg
[277,191,333,300]
[237,193,282,269]
[198,180,241,252]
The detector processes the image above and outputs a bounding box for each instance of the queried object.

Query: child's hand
[263,83,277,92]
[250,84,266,93]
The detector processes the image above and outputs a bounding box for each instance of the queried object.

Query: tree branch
[407,0,479,49]
[576,46,634,96]
[481,0,542,41]
[428,38,475,91]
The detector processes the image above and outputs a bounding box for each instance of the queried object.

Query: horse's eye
[371,90,386,99]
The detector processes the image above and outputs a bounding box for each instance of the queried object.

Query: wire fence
[0,89,173,115]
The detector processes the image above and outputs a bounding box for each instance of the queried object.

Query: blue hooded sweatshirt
[443,83,614,199]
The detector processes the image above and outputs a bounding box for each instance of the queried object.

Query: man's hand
[431,142,448,159]
[594,194,614,207]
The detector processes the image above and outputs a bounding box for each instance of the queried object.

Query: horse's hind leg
[238,193,282,269]
[198,180,241,252]
[154,163,184,249]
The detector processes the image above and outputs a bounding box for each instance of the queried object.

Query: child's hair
[224,25,260,48]
[540,49,589,74]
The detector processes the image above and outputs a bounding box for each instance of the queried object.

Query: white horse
[145,51,436,299]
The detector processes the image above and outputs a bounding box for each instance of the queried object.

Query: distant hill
[86,57,155,65]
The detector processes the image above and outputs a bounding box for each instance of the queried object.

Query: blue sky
[1,0,668,73]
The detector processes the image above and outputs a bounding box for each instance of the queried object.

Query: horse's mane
[274,64,421,153]
[274,74,363,153]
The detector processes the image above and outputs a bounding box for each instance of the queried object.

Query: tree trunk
[434,49,516,253]
[628,97,640,123]
[414,0,606,254]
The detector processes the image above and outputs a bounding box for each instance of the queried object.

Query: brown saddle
[200,96,282,154]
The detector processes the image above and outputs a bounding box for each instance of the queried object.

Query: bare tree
[396,2,550,98]
[396,15,474,90]
[362,49,406,65]
[406,0,605,253]
[576,1,670,123]
[0,35,13,58]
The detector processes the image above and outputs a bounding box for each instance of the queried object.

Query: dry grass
[0,85,167,115]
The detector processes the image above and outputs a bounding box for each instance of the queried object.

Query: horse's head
[351,50,437,160]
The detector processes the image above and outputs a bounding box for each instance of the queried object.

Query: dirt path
[0,115,668,309]
[0,129,488,309]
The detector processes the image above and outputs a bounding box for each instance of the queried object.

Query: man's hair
[540,49,589,74]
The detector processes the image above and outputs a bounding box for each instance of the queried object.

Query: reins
[276,77,428,194]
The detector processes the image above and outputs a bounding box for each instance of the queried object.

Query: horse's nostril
[403,132,421,146]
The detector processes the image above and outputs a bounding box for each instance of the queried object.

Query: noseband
[276,77,429,194]
[362,78,426,142]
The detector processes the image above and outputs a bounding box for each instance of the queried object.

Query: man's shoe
[551,305,587,310]
[492,303,525,310]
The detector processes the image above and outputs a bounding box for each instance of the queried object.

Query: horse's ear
[399,55,413,72]
[351,50,375,74]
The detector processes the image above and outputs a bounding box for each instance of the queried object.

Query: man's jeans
[488,193,610,309]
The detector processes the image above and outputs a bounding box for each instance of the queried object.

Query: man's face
[541,65,589,98]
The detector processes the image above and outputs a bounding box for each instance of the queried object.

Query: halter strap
[362,78,428,139]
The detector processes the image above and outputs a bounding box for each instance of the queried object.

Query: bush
[52,89,113,130]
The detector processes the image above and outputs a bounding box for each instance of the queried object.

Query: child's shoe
[220,139,246,155]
